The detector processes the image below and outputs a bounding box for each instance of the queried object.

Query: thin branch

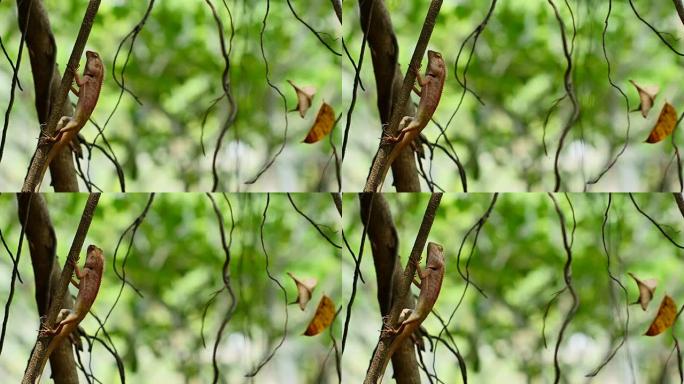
[365,193,442,383]
[674,193,684,220]
[586,194,634,377]
[364,1,444,192]
[547,193,579,384]
[245,0,290,184]
[24,193,101,384]
[549,0,580,192]
[629,0,684,56]
[205,0,237,192]
[674,0,684,27]
[287,194,342,249]
[286,0,341,56]
[245,194,289,377]
[23,0,103,192]
[586,0,632,187]
[206,193,237,384]
[630,193,684,249]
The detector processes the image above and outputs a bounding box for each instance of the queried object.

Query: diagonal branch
[22,0,102,192]
[364,1,444,192]
[675,0,684,26]
[23,193,101,384]
[365,193,442,383]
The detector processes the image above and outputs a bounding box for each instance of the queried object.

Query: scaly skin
[35,50,104,192]
[36,245,105,384]
[377,242,445,383]
[377,50,446,192]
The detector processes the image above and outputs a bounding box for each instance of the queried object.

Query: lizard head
[426,242,444,269]
[85,50,103,76]
[426,50,446,77]
[85,244,105,272]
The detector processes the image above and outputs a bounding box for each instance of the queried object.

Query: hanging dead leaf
[645,103,678,143]
[287,272,317,311]
[287,80,316,118]
[629,80,659,118]
[302,102,335,144]
[644,295,677,336]
[303,295,335,336]
[628,272,657,311]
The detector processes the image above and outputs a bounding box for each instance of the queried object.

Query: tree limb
[17,193,78,383]
[674,0,684,27]
[23,193,101,384]
[365,193,442,383]
[364,0,443,192]
[22,0,102,192]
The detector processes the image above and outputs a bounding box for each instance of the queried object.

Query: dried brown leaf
[302,102,335,144]
[287,80,316,118]
[644,295,677,336]
[628,272,657,311]
[303,295,335,336]
[287,272,317,311]
[645,103,678,143]
[629,80,659,118]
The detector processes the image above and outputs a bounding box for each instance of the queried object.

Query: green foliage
[0,193,340,382]
[0,0,341,191]
[343,193,684,383]
[344,1,684,191]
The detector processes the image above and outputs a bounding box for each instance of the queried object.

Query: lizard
[376,241,445,383]
[35,50,104,192]
[35,244,105,384]
[376,50,446,192]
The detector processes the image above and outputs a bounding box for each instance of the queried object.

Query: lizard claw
[381,134,401,145]
[38,323,55,337]
[69,62,80,75]
[38,134,55,147]
[382,326,399,337]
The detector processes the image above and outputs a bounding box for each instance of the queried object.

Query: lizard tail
[377,162,390,193]
[376,336,403,384]
[34,148,58,193]
[35,337,59,384]
[376,144,403,193]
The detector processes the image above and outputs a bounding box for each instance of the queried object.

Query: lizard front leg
[382,308,414,337]
[40,309,74,337]
[412,65,425,96]
[413,64,428,88]
[71,72,83,96]
[71,62,84,87]
[384,117,415,144]
[44,117,73,143]
[388,312,422,337]
[54,119,80,137]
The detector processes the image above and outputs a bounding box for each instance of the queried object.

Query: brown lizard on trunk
[35,50,104,192]
[376,242,445,383]
[35,245,105,383]
[377,50,446,192]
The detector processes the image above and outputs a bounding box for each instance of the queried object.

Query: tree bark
[17,193,78,383]
[360,193,420,383]
[17,0,77,192]
[23,193,100,384]
[359,0,422,192]
[365,193,442,383]
[22,0,102,192]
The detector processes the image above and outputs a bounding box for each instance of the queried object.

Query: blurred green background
[343,1,684,191]
[343,193,684,383]
[0,193,341,383]
[2,192,683,383]
[0,1,341,191]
